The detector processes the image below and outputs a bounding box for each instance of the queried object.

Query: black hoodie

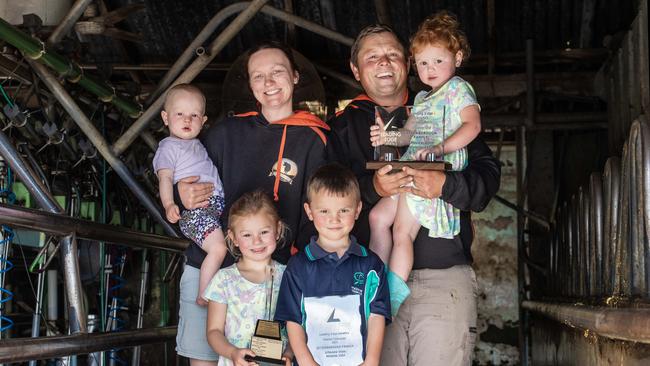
[328,94,501,269]
[183,111,329,268]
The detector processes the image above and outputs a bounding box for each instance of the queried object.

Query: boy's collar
[305,235,367,261]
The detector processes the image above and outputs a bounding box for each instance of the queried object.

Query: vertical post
[487,0,496,74]
[526,39,535,127]
[517,125,529,365]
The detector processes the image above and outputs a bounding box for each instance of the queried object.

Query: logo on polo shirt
[353,272,365,285]
[268,158,298,184]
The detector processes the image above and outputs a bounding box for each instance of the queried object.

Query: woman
[174,41,330,365]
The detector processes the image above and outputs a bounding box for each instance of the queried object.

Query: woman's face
[247,48,298,112]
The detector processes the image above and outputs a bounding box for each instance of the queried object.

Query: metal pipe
[0,18,142,118]
[523,300,650,344]
[132,249,149,366]
[0,327,177,363]
[617,140,631,296]
[494,194,550,230]
[112,1,355,155]
[0,204,188,252]
[628,118,650,296]
[589,172,603,296]
[145,2,258,104]
[112,0,269,155]
[0,130,86,333]
[27,60,179,238]
[28,238,47,366]
[47,0,94,46]
[602,157,621,295]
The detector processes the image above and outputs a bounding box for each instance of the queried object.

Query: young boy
[274,163,390,366]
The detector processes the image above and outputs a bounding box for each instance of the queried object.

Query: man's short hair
[350,24,405,67]
[306,163,360,203]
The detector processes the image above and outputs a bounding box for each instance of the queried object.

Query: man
[328,25,501,365]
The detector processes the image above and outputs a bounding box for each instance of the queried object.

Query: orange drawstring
[272,125,288,201]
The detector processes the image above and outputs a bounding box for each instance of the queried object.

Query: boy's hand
[178,176,214,209]
[165,204,180,223]
[230,348,257,366]
[196,295,208,307]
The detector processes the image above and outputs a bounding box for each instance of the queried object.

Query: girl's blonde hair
[225,189,288,259]
[410,11,471,64]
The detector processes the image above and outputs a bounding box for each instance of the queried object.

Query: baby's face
[414,44,462,92]
[161,90,207,139]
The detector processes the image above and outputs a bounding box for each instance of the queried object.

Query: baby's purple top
[153,137,224,197]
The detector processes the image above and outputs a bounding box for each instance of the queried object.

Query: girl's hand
[414,145,443,161]
[230,348,257,366]
[370,116,386,147]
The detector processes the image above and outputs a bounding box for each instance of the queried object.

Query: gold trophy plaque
[245,266,285,365]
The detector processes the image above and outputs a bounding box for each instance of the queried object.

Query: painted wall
[472,145,519,365]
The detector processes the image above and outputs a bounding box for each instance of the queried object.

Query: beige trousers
[380,265,478,366]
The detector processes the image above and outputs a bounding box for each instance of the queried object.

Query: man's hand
[165,204,181,223]
[373,164,412,197]
[178,176,214,209]
[402,166,446,199]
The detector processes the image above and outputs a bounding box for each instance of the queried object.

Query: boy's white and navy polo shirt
[274,236,391,357]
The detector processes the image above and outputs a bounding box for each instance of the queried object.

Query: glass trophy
[366,105,450,171]
[246,266,284,365]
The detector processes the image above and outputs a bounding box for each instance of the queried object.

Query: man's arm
[286,321,318,366]
[403,137,500,212]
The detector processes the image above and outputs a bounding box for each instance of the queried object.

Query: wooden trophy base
[366,160,451,172]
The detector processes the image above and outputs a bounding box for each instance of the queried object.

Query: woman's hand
[177,176,214,209]
[414,145,443,161]
[230,348,258,366]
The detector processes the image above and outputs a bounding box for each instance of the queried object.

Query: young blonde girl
[369,11,482,314]
[204,190,293,366]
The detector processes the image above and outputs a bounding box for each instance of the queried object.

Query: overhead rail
[0,204,189,252]
[0,326,176,363]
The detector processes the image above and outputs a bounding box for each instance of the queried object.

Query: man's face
[350,32,408,102]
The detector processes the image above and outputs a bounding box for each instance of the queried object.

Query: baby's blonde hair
[163,83,206,113]
[410,11,471,64]
[226,190,288,259]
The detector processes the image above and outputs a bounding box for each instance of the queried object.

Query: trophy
[366,105,451,172]
[245,266,285,365]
